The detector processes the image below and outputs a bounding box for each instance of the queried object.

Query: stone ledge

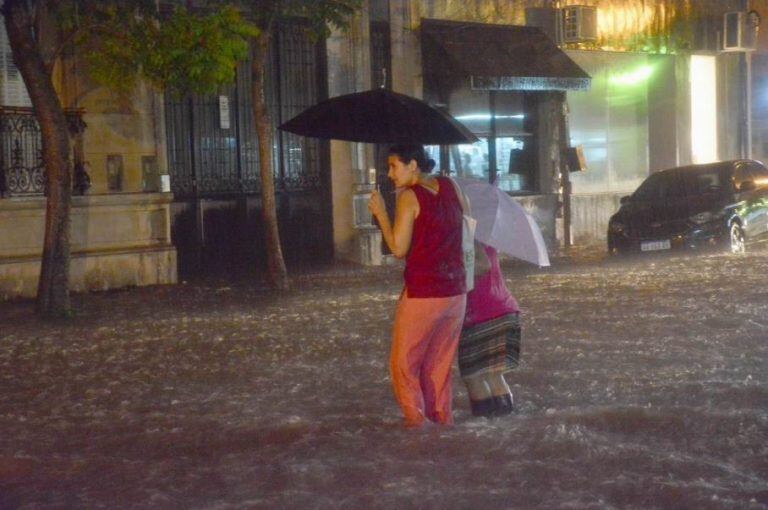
[0,244,176,265]
[0,192,174,211]
[0,245,177,300]
[0,192,178,300]
[1,192,174,259]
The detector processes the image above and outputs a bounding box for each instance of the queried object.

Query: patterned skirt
[458,313,521,378]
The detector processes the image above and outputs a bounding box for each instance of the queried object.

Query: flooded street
[0,247,766,509]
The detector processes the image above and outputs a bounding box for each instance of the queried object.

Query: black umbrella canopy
[278,88,478,145]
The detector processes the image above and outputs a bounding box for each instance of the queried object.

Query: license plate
[641,240,671,252]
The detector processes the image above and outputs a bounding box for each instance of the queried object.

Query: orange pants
[390,290,466,426]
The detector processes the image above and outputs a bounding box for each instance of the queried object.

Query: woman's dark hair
[388,144,436,173]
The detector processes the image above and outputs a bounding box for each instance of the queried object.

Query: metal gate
[165,20,332,276]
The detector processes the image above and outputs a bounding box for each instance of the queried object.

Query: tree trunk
[251,32,289,290]
[3,0,73,316]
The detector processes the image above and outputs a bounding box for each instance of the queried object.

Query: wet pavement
[0,244,767,509]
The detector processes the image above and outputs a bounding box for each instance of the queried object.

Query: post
[0,108,5,197]
[560,94,572,248]
[489,90,497,185]
[742,51,753,158]
[562,169,572,248]
[187,95,204,272]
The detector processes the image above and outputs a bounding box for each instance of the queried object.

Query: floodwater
[0,246,766,509]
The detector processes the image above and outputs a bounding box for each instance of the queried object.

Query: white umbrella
[454,177,550,267]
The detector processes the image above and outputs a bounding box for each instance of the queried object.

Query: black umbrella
[278,88,478,145]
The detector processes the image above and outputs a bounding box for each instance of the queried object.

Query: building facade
[2,0,766,298]
[339,0,768,252]
[0,15,176,299]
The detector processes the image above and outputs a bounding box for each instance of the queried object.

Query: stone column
[389,0,422,98]
[328,3,381,265]
[675,54,693,166]
[151,89,171,192]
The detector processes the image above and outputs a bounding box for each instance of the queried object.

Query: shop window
[439,88,538,194]
[424,145,442,171]
[445,139,490,179]
[497,136,536,192]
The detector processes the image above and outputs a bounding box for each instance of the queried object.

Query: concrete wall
[648,54,682,172]
[751,1,768,53]
[0,42,176,301]
[753,54,768,164]
[718,53,747,161]
[0,193,177,299]
[570,192,624,245]
[74,82,166,193]
[55,39,168,194]
[390,0,422,98]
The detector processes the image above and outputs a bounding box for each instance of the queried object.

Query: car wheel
[728,222,745,254]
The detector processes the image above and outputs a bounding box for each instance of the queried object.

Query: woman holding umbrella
[368,144,467,428]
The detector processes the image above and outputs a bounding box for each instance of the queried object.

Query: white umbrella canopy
[454,177,550,267]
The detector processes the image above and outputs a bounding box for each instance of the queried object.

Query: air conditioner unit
[722,11,758,52]
[561,5,598,44]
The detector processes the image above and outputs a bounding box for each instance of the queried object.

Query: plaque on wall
[219,95,231,129]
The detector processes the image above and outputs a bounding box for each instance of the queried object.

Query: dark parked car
[608,159,768,255]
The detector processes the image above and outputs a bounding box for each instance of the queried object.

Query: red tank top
[404,176,466,298]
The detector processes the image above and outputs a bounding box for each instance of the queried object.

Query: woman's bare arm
[369,189,418,258]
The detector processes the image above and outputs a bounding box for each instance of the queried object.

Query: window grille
[275,21,325,191]
[370,21,391,90]
[164,20,327,198]
[0,108,43,195]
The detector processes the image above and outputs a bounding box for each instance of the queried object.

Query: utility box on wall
[352,166,383,266]
[356,230,383,266]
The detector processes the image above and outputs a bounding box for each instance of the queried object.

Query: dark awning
[421,18,591,92]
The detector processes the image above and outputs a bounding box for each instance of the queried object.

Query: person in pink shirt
[368,144,467,428]
[459,241,521,417]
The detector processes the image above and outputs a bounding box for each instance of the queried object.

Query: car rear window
[632,166,728,201]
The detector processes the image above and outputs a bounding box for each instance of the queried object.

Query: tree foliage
[71,2,258,96]
[1,0,258,316]
[240,0,362,35]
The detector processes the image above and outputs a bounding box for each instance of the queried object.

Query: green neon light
[609,65,654,86]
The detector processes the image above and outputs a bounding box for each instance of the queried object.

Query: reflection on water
[0,250,767,508]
